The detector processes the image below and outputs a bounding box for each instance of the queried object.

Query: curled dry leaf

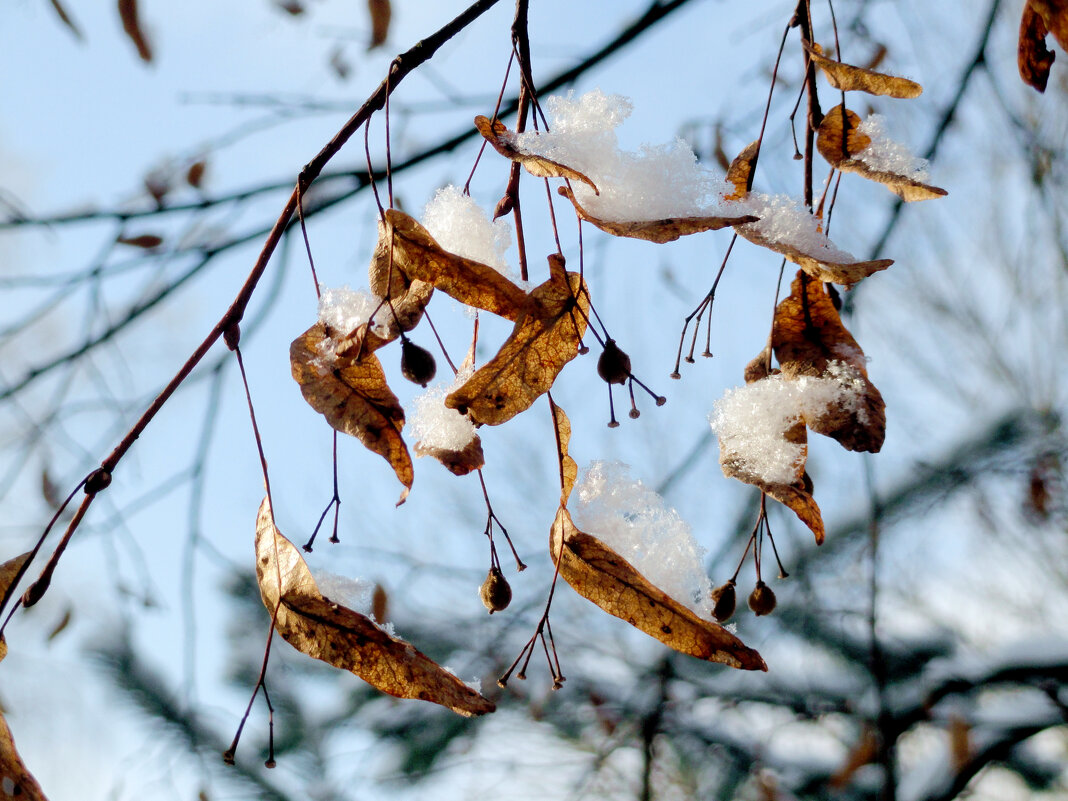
[772,272,886,453]
[474,116,599,194]
[414,435,485,477]
[1018,0,1068,91]
[367,0,391,50]
[117,0,152,62]
[254,499,494,717]
[743,346,776,384]
[374,209,526,322]
[804,41,922,98]
[725,140,760,200]
[816,105,947,202]
[550,507,766,670]
[186,159,207,189]
[447,255,589,426]
[735,221,893,286]
[557,186,757,243]
[0,551,32,661]
[720,420,826,544]
[117,234,164,249]
[0,708,49,801]
[549,396,578,506]
[291,323,413,504]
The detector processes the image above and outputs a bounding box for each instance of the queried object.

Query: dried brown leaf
[772,271,886,453]
[446,255,589,426]
[255,499,494,716]
[475,116,599,194]
[0,708,49,801]
[817,105,947,202]
[276,0,304,15]
[558,186,757,243]
[48,0,84,40]
[549,396,578,506]
[735,222,893,286]
[291,323,412,504]
[805,41,923,98]
[1032,0,1068,50]
[46,607,73,643]
[726,140,760,200]
[117,234,164,249]
[0,552,32,641]
[1020,2,1058,91]
[719,421,826,544]
[550,507,766,670]
[186,160,207,189]
[829,726,879,789]
[368,0,391,50]
[414,435,485,477]
[117,0,152,62]
[375,209,526,322]
[743,347,775,384]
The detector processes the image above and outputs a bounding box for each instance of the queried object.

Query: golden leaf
[772,272,886,453]
[0,708,48,801]
[374,209,526,322]
[414,435,485,477]
[117,0,152,62]
[255,499,494,717]
[804,41,923,98]
[446,254,589,426]
[368,0,391,50]
[817,105,947,202]
[474,116,599,194]
[557,186,757,243]
[725,140,760,200]
[550,506,766,670]
[290,323,413,504]
[548,396,578,506]
[719,420,826,545]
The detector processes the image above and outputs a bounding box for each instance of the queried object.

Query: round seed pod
[711,580,737,622]
[597,339,631,385]
[479,567,512,614]
[747,581,777,616]
[400,339,437,387]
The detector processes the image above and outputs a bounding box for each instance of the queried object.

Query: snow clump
[573,460,714,619]
[856,114,929,181]
[411,366,477,452]
[421,184,513,276]
[735,192,859,264]
[514,89,728,222]
[709,362,867,485]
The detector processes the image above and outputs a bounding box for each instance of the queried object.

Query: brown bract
[367,0,391,50]
[1019,1,1068,91]
[255,498,494,716]
[719,419,826,545]
[550,507,766,670]
[772,272,886,453]
[291,323,413,504]
[735,222,893,286]
[549,397,578,506]
[804,41,923,98]
[557,186,757,243]
[374,210,527,322]
[0,551,31,661]
[0,708,48,801]
[474,116,599,194]
[414,435,485,477]
[726,140,760,200]
[817,105,947,202]
[446,254,589,426]
[117,0,152,62]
